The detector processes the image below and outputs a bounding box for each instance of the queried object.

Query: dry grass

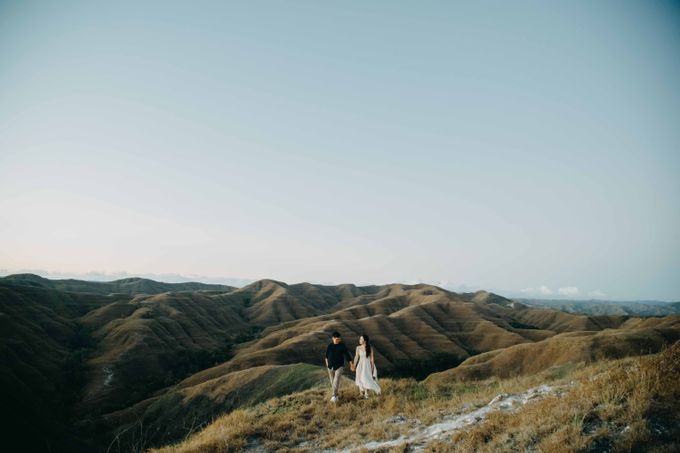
[150,377,509,453]
[151,342,680,453]
[443,340,680,453]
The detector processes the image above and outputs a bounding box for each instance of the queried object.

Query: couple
[324,331,381,403]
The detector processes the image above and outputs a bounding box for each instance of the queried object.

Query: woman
[352,334,381,398]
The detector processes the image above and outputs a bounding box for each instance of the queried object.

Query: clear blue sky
[1,1,679,300]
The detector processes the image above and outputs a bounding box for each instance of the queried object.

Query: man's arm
[324,344,330,367]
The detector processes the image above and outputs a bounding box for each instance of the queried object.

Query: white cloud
[537,285,553,295]
[558,286,579,296]
[520,285,553,295]
[588,290,606,298]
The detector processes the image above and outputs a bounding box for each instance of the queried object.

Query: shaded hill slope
[0,279,247,451]
[0,281,115,451]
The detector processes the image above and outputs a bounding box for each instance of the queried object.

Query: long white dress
[355,346,381,395]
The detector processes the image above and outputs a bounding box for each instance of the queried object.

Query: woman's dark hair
[332,331,341,338]
[361,334,371,357]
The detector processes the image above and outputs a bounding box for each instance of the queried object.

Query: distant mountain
[0,273,235,295]
[1,274,678,452]
[516,297,680,316]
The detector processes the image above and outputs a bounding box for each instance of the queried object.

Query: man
[325,331,353,403]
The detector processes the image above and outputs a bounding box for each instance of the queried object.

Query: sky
[1,1,679,300]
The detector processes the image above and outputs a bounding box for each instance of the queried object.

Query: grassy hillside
[102,363,333,452]
[153,341,680,452]
[426,318,680,383]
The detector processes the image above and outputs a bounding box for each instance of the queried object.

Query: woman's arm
[353,347,359,367]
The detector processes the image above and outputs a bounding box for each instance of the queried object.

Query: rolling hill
[200,286,646,380]
[1,274,678,452]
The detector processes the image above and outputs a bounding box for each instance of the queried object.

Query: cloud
[588,290,606,298]
[558,286,579,296]
[537,285,553,295]
[520,285,553,295]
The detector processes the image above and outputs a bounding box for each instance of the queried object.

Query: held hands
[350,362,356,372]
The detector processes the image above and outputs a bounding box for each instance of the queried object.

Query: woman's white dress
[355,347,381,394]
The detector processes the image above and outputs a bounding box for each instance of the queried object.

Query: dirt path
[341,383,569,452]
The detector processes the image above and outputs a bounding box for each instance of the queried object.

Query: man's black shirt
[326,342,352,370]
